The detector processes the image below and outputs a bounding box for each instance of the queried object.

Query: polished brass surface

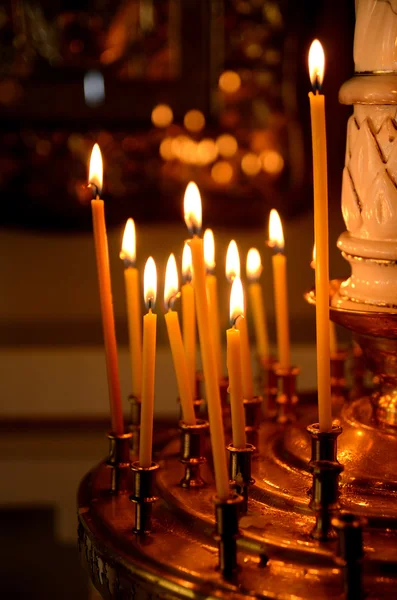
[274,365,299,423]
[307,422,343,465]
[130,461,159,534]
[227,443,255,513]
[179,419,209,488]
[214,493,244,578]
[128,395,141,459]
[243,396,262,448]
[309,460,344,541]
[106,430,133,493]
[333,513,367,600]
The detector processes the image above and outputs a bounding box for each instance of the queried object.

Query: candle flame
[182,242,193,282]
[164,253,179,310]
[203,228,216,272]
[226,240,241,282]
[230,276,245,324]
[120,218,136,264]
[268,209,284,251]
[311,243,316,269]
[184,181,202,235]
[246,248,262,281]
[308,39,325,90]
[89,143,103,196]
[144,256,157,310]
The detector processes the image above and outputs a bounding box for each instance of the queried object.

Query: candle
[226,240,254,400]
[164,253,196,426]
[120,219,142,399]
[204,229,223,381]
[268,209,290,370]
[181,243,196,396]
[184,182,230,501]
[139,257,157,468]
[311,244,338,355]
[246,248,270,360]
[89,144,123,435]
[308,39,332,431]
[227,276,247,448]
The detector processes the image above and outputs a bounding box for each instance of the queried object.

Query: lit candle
[204,229,223,382]
[226,240,254,400]
[308,39,332,431]
[164,253,196,426]
[268,209,290,370]
[89,144,123,435]
[227,276,247,448]
[181,243,196,396]
[184,182,230,501]
[311,244,337,355]
[139,257,157,468]
[246,248,270,361]
[120,219,142,399]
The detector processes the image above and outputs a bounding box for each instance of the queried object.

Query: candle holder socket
[307,422,343,465]
[227,443,255,513]
[309,459,344,541]
[274,366,300,424]
[243,396,263,449]
[106,431,133,494]
[213,492,244,578]
[179,419,209,488]
[330,350,348,408]
[130,461,159,535]
[332,513,367,600]
[258,356,277,418]
[128,395,141,459]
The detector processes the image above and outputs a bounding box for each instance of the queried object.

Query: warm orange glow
[241,153,261,176]
[89,143,103,196]
[203,229,215,271]
[184,182,202,234]
[182,242,193,282]
[246,248,262,281]
[219,70,241,94]
[268,209,284,250]
[311,243,316,269]
[120,218,136,264]
[179,139,198,164]
[261,150,284,175]
[151,104,173,128]
[226,240,241,282]
[171,135,190,160]
[164,253,179,310]
[230,276,245,324]
[159,137,174,161]
[144,256,157,309]
[196,139,218,165]
[216,134,238,158]
[184,110,205,133]
[211,161,233,184]
[308,39,325,89]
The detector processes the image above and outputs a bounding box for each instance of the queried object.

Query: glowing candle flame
[246,248,262,281]
[144,256,157,310]
[164,253,179,310]
[229,276,245,324]
[203,229,216,272]
[268,209,284,251]
[89,143,103,196]
[226,240,241,282]
[308,39,325,90]
[183,182,202,235]
[311,243,316,269]
[120,218,136,264]
[182,242,193,282]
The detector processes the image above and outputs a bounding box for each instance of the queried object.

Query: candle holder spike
[213,493,244,578]
[332,513,367,600]
[128,395,141,459]
[227,443,255,513]
[179,419,209,488]
[106,431,133,494]
[130,461,159,535]
[274,365,299,423]
[309,459,344,541]
[243,396,263,449]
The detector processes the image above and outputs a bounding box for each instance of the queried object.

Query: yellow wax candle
[227,277,247,448]
[181,243,196,395]
[309,39,332,431]
[139,257,157,468]
[89,144,123,435]
[164,254,196,425]
[120,219,142,398]
[184,182,230,501]
[268,210,290,370]
[246,248,270,360]
[236,312,254,400]
[204,229,223,381]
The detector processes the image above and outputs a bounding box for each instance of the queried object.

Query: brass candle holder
[227,443,255,513]
[274,365,299,423]
[307,422,343,465]
[179,419,209,488]
[128,395,141,459]
[332,513,366,600]
[243,396,263,449]
[130,461,159,535]
[106,431,133,493]
[309,459,344,541]
[213,492,244,578]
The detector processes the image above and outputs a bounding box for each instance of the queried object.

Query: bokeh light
[218,71,241,94]
[241,153,261,176]
[151,104,173,128]
[211,161,233,184]
[261,150,284,174]
[216,134,238,158]
[184,110,205,133]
